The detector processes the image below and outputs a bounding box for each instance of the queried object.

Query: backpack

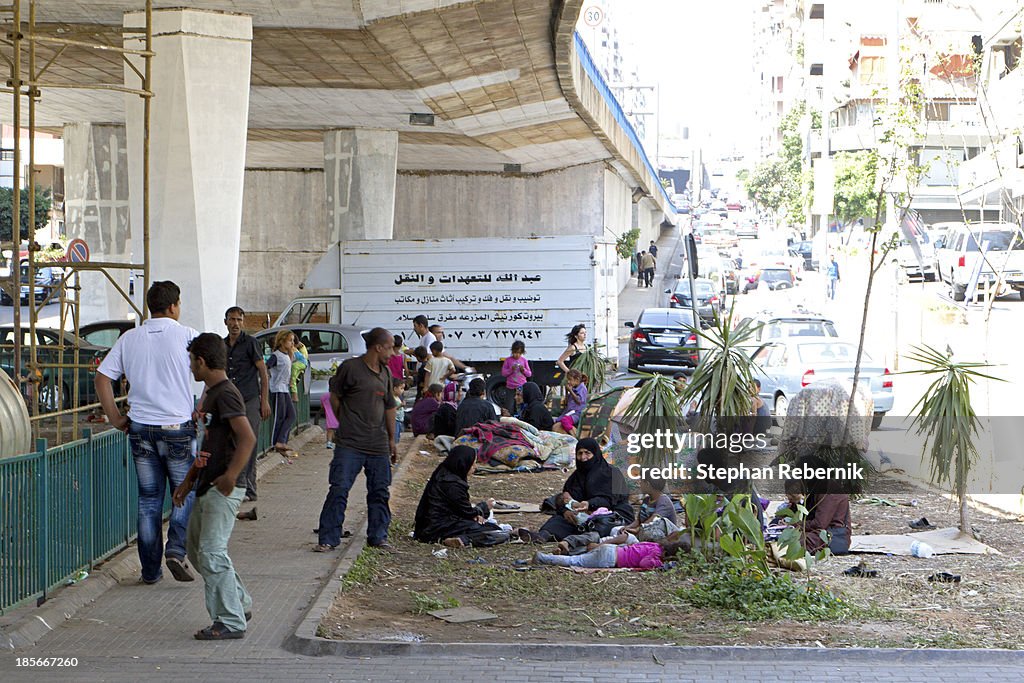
[432,402,458,437]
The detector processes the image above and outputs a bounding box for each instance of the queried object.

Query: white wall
[237,169,327,313]
[393,162,606,238]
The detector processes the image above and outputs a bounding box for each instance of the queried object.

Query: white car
[934,222,1024,300]
[894,234,936,282]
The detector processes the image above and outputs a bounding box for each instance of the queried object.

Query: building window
[809,3,824,19]
[859,56,886,84]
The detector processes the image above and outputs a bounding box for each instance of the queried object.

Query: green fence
[0,382,311,613]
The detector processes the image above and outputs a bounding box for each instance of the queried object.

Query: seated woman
[518,438,633,543]
[519,381,554,431]
[790,456,851,555]
[413,446,510,548]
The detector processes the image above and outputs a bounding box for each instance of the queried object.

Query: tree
[0,187,52,242]
[746,100,818,225]
[832,150,880,227]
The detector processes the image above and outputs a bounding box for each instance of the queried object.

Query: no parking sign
[66,239,90,263]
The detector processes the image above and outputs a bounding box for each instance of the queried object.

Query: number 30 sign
[583,5,604,27]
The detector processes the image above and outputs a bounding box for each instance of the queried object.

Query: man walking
[648,240,659,259]
[314,327,399,552]
[640,249,657,288]
[224,306,270,503]
[172,333,256,640]
[96,281,198,584]
[827,255,840,300]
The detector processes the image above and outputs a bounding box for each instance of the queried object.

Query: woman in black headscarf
[413,446,511,548]
[518,438,634,542]
[519,381,554,431]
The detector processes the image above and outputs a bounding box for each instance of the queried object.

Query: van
[934,222,1024,300]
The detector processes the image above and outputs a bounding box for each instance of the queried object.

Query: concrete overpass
[4,0,675,331]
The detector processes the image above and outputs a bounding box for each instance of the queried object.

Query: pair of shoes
[312,544,336,553]
[236,508,258,521]
[194,622,245,640]
[165,556,195,582]
[369,541,395,552]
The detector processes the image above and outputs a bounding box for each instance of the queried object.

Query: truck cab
[273,295,341,327]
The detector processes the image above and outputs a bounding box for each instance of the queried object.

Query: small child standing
[265,329,295,453]
[425,340,456,388]
[173,333,256,640]
[319,392,338,450]
[500,341,532,416]
[413,346,429,400]
[392,378,407,446]
[388,335,407,382]
[555,369,588,435]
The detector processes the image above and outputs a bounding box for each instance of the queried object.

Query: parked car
[252,323,367,410]
[933,222,1024,300]
[0,262,61,306]
[751,339,893,429]
[625,308,699,372]
[790,241,817,271]
[893,234,935,282]
[0,325,106,411]
[737,309,839,352]
[78,319,138,349]
[666,277,722,324]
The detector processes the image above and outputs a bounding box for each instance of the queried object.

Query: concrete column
[324,129,398,242]
[62,123,131,322]
[123,9,252,332]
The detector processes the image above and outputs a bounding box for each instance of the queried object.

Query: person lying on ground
[410,383,443,436]
[519,381,554,431]
[555,529,639,556]
[532,538,685,570]
[413,446,510,548]
[518,438,633,543]
[455,377,496,432]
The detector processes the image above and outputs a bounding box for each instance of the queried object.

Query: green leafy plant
[622,372,684,467]
[903,344,1002,537]
[411,592,460,615]
[683,493,721,561]
[615,228,641,260]
[570,341,611,392]
[717,494,769,575]
[311,360,339,381]
[681,309,760,436]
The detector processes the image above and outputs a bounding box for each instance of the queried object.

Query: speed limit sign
[583,5,604,27]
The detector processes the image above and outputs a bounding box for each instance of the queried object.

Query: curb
[0,424,322,652]
[284,434,426,654]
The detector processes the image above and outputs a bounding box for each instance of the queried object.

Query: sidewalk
[1,425,367,659]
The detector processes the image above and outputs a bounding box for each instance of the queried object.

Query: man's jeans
[186,486,252,632]
[128,421,196,583]
[240,395,262,497]
[535,543,617,568]
[317,447,392,547]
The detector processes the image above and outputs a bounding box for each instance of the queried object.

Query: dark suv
[625,308,699,372]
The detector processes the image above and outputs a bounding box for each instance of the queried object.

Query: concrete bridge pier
[324,129,399,242]
[123,8,253,332]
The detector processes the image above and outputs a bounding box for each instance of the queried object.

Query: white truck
[277,235,619,399]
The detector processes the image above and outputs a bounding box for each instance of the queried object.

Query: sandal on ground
[165,556,195,582]
[312,544,337,553]
[928,572,961,583]
[493,501,520,510]
[909,517,935,530]
[194,621,245,640]
[236,507,257,521]
[843,563,879,578]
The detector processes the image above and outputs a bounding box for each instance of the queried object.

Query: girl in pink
[387,335,407,380]
[320,393,339,450]
[532,538,682,570]
[500,341,532,415]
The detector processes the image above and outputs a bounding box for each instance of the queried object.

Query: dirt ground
[322,442,1024,649]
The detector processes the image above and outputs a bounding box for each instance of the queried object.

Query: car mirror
[625,321,635,328]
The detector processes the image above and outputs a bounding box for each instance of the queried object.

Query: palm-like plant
[569,341,609,392]
[681,309,761,436]
[903,344,1002,538]
[622,372,685,467]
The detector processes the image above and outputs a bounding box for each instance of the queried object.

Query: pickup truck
[933,222,1024,301]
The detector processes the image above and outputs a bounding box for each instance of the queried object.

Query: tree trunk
[959,494,975,540]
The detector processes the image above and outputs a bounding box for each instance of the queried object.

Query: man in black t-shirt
[224,306,270,502]
[315,327,398,552]
[173,333,256,641]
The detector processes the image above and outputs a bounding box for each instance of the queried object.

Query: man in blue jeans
[96,281,199,584]
[315,327,398,552]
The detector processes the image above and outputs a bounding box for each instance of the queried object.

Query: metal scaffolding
[0,0,154,445]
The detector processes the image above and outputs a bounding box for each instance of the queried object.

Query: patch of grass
[411,591,460,615]
[678,563,849,621]
[343,547,381,589]
[612,625,688,642]
[389,517,412,540]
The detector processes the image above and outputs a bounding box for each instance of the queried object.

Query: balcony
[984,66,1024,131]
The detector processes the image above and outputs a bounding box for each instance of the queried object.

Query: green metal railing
[0,380,311,613]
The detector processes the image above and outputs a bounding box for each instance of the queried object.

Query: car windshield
[640,310,694,327]
[760,269,792,282]
[797,342,872,364]
[765,319,838,339]
[965,230,1024,252]
[676,281,716,297]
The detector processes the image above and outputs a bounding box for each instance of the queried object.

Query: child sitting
[410,383,443,436]
[554,369,588,435]
[533,538,684,570]
[556,491,610,526]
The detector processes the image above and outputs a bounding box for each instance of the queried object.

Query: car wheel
[871,412,885,430]
[39,380,69,412]
[951,282,966,302]
[773,394,789,429]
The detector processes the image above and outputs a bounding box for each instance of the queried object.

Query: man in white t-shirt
[96,281,200,585]
[412,315,436,351]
